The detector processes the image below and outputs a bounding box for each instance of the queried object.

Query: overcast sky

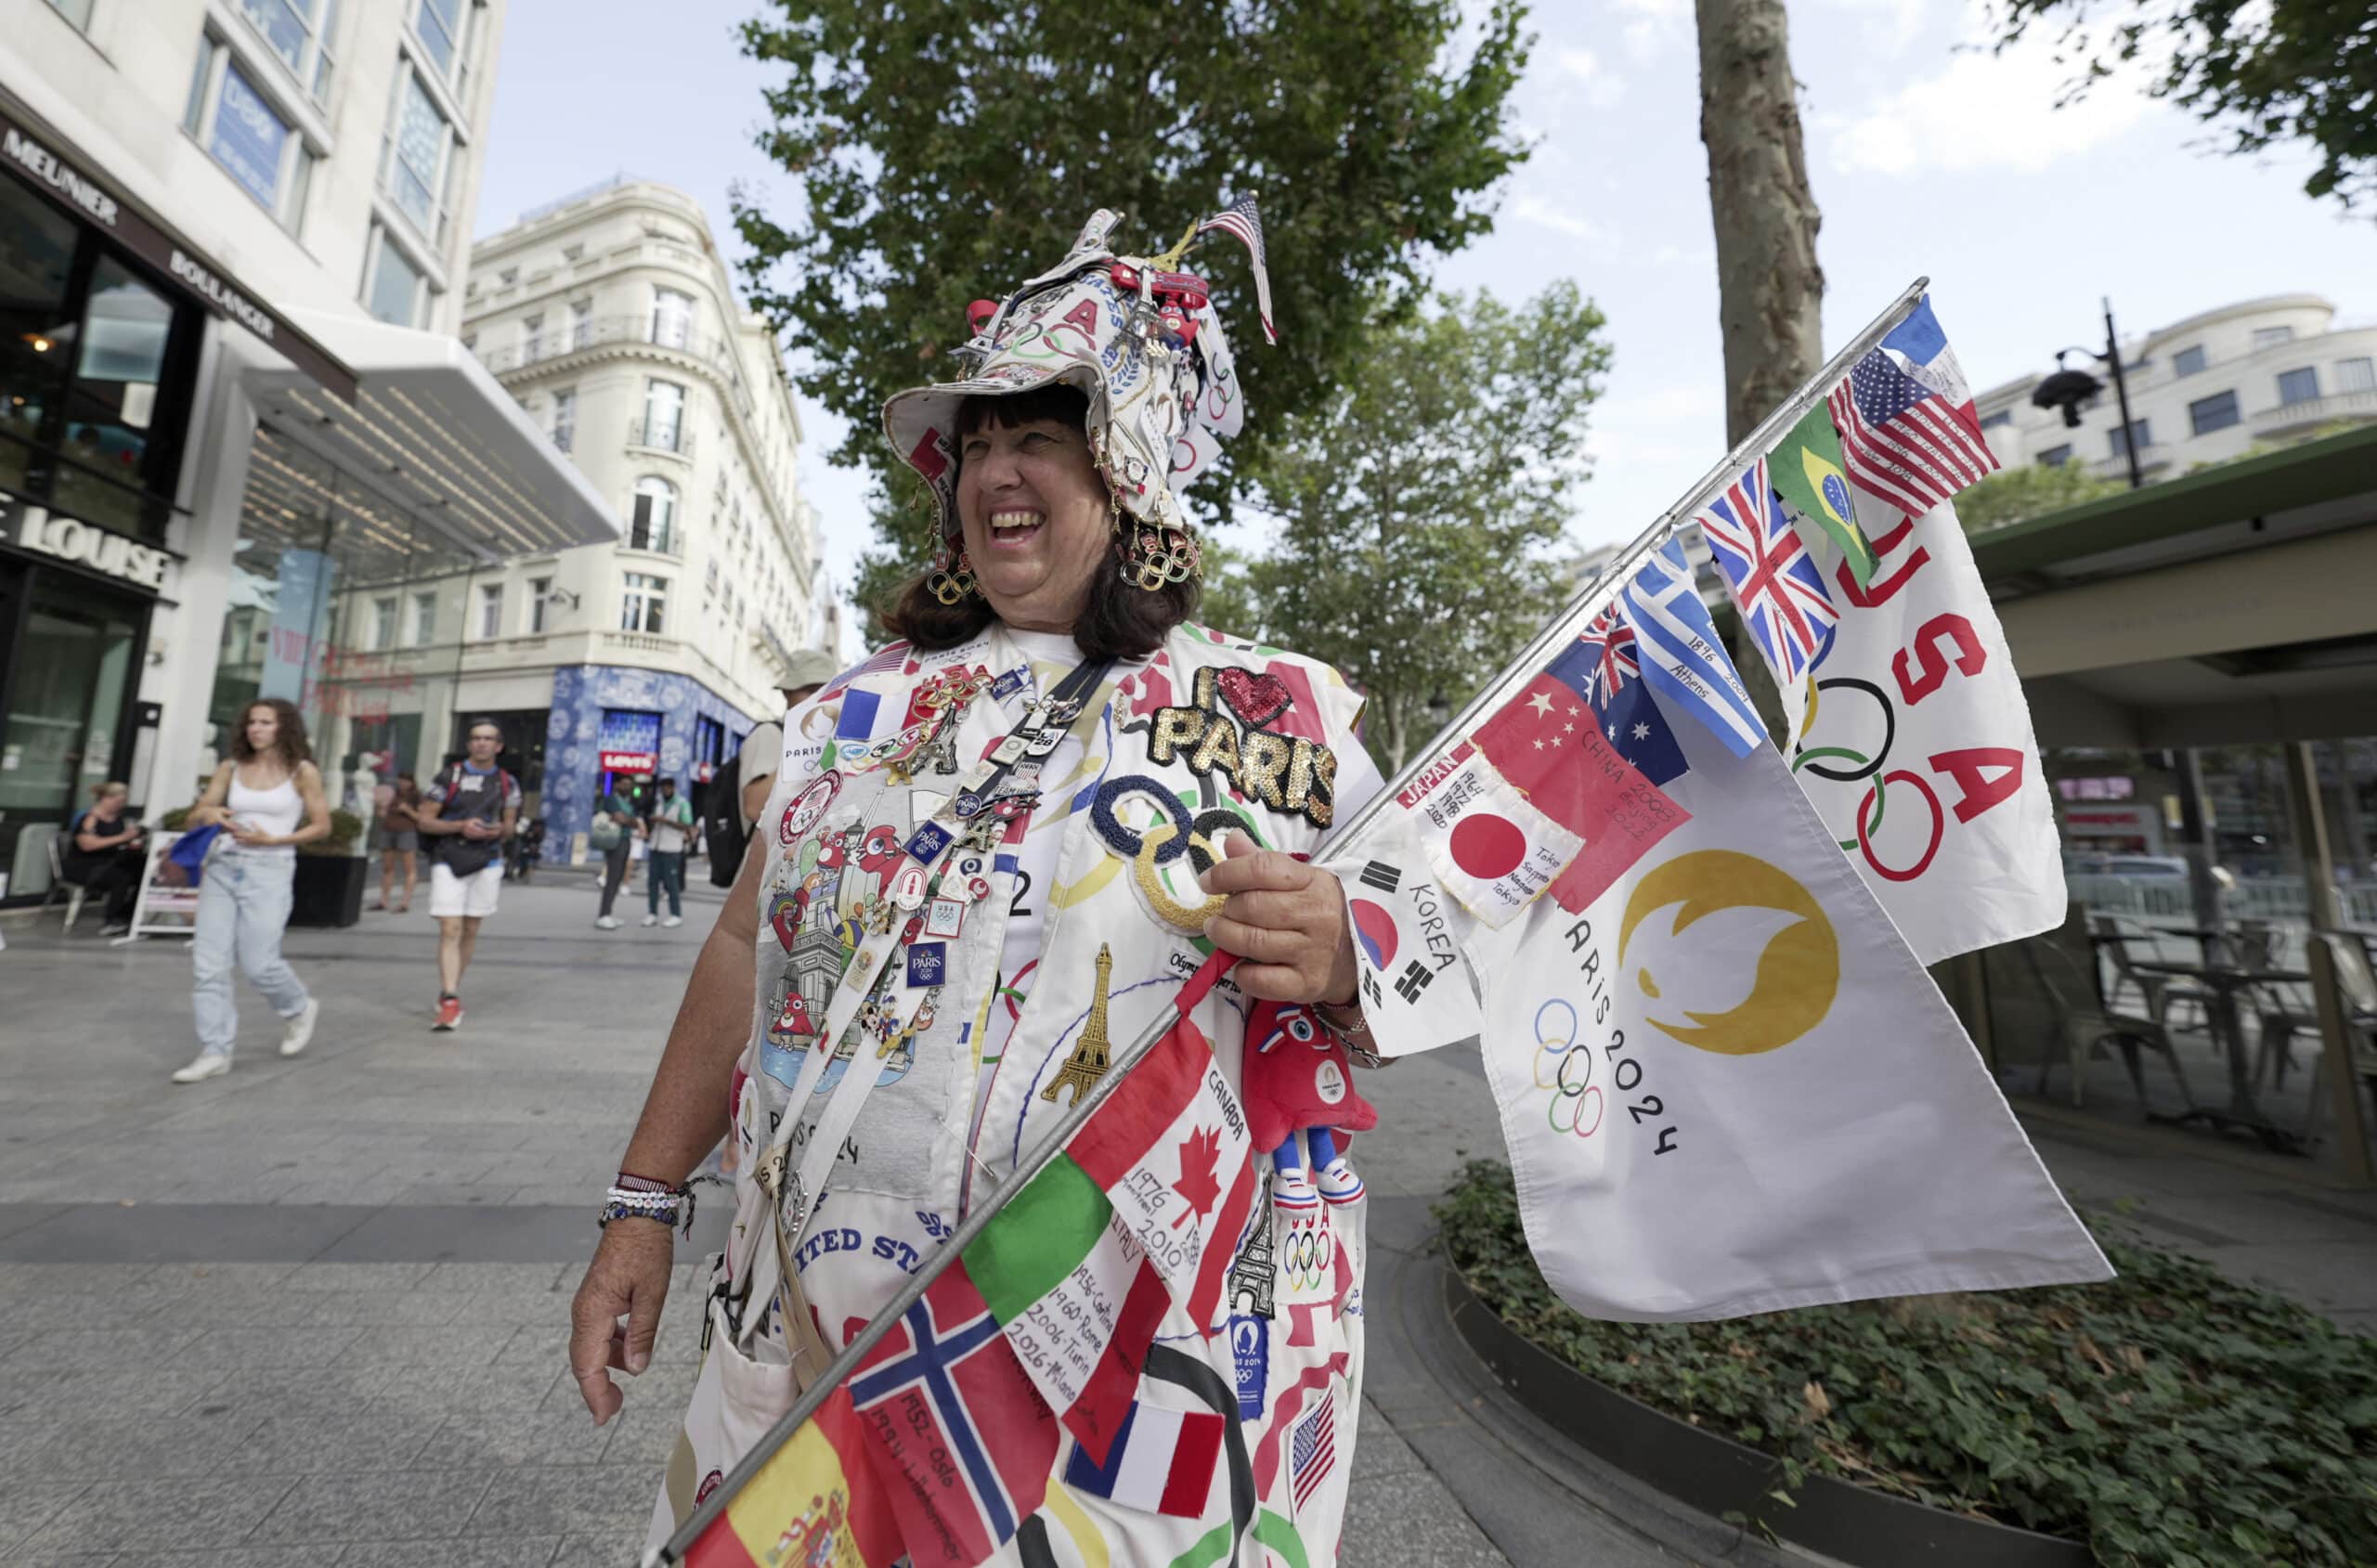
[474,0,2374,654]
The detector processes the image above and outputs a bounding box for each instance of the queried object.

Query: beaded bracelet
[598,1180,695,1237]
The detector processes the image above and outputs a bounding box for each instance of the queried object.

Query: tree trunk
[1695,0,1824,741]
[1695,0,1825,446]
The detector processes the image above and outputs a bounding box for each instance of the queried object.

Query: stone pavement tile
[387,1184,527,1206]
[1338,1473,1509,1567]
[0,1290,179,1333]
[361,1361,569,1418]
[468,1465,652,1543]
[185,1367,390,1421]
[432,1408,615,1469]
[446,1288,582,1329]
[490,1321,573,1368]
[2128,1188,2377,1245]
[551,1533,640,1567]
[2215,1242,2377,1311]
[539,1360,694,1417]
[147,1263,305,1294]
[120,1283,313,1328]
[340,1538,563,1567]
[108,1548,326,1567]
[215,1405,445,1475]
[0,1480,85,1554]
[0,1412,258,1482]
[596,1402,683,1470]
[0,1554,117,1566]
[16,1475,299,1556]
[282,1262,439,1293]
[340,1324,522,1368]
[4,1328,199,1372]
[1353,1401,1426,1479]
[247,1468,497,1542]
[297,1289,472,1328]
[177,1326,365,1368]
[0,1366,228,1421]
[418,1263,575,1293]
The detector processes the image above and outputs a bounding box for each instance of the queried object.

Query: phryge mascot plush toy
[1241,1000,1378,1209]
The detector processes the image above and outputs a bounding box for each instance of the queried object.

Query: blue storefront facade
[539,664,761,862]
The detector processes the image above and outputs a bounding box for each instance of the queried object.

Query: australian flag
[1548,608,1688,787]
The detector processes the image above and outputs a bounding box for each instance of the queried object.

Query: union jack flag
[1196,196,1276,344]
[1573,608,1639,706]
[1698,458,1838,682]
[1289,1389,1336,1512]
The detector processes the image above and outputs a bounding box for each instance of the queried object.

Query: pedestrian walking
[734,648,840,836]
[169,698,326,1082]
[591,781,640,930]
[370,772,422,912]
[415,718,520,1032]
[641,777,693,927]
[572,214,1400,1565]
[63,781,148,935]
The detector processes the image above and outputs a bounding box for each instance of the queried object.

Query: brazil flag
[1769,405,1877,588]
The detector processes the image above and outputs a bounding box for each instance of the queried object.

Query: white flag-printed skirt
[647,622,1474,1565]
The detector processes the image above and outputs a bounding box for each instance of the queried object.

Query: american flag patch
[1290,1391,1335,1513]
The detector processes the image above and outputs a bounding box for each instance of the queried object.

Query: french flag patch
[1062,1400,1224,1518]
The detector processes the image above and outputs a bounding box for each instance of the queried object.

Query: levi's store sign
[600,750,656,773]
[2,490,174,592]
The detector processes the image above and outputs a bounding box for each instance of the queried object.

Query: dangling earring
[926,521,977,605]
[1114,504,1201,592]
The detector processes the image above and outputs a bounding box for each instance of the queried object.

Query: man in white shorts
[416,718,521,1031]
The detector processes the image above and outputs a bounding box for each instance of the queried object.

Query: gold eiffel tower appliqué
[1043,943,1115,1106]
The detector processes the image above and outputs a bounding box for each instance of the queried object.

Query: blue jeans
[647,849,685,917]
[191,851,310,1057]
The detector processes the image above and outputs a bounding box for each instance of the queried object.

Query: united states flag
[1289,1390,1335,1512]
[1827,350,1998,522]
[1196,196,1277,343]
[1698,458,1839,682]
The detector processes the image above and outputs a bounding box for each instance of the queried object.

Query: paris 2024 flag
[1455,579,2107,1319]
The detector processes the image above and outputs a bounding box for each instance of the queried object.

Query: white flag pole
[647,275,1933,1566]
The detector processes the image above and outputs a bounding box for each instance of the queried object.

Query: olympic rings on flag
[1280,1216,1334,1289]
[1856,769,1946,882]
[1792,677,1892,784]
[1533,999,1604,1138]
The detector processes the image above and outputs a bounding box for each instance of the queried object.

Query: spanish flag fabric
[682,1382,900,1568]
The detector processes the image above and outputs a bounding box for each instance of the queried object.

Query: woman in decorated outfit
[571,209,1446,1567]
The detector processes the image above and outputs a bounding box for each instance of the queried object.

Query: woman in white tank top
[168,698,331,1083]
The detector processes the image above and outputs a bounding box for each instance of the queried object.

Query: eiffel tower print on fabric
[1043,943,1116,1106]
[1227,1173,1278,1318]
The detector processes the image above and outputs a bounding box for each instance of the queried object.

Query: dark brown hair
[232,697,313,773]
[877,386,1198,660]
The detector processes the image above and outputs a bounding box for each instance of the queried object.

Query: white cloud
[1613,384,1721,425]
[1510,192,1616,256]
[1552,45,1624,109]
[1829,32,2160,176]
[1812,0,1935,55]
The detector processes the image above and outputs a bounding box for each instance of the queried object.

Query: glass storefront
[0,562,145,900]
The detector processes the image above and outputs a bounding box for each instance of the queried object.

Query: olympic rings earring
[925,526,978,606]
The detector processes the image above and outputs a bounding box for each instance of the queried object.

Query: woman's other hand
[568,1220,675,1426]
[1201,834,1359,1004]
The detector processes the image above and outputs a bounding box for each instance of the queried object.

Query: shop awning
[242,309,620,560]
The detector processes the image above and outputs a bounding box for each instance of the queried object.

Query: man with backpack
[416,717,521,1031]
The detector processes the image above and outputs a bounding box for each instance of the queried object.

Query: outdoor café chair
[2020,938,2198,1111]
[2296,934,2377,1147]
[2091,913,2214,1030]
[38,829,92,934]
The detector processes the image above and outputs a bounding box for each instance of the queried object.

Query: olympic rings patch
[1280,1213,1334,1290]
[1533,998,1603,1139]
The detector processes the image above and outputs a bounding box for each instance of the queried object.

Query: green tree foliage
[1228,284,1610,774]
[1987,0,2377,209]
[734,0,1536,592]
[1955,460,2126,532]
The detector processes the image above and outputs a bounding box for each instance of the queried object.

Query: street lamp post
[2099,297,2143,489]
[2030,296,2144,489]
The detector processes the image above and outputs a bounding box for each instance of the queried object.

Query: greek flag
[1617,539,1766,758]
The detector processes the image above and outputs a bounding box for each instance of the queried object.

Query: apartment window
[705,559,720,592]
[370,595,398,650]
[631,476,678,553]
[2252,326,2295,350]
[240,0,338,106]
[46,0,96,30]
[2341,357,2376,393]
[642,379,685,451]
[621,573,668,634]
[2037,444,2072,468]
[184,44,314,228]
[2277,367,2319,406]
[413,0,470,84]
[411,590,436,645]
[520,313,543,356]
[2173,344,2206,378]
[527,576,552,634]
[2188,391,2240,435]
[2108,420,2151,459]
[653,288,694,350]
[1978,408,2012,430]
[476,581,504,639]
[551,386,576,454]
[363,226,427,326]
[570,298,592,348]
[384,63,455,243]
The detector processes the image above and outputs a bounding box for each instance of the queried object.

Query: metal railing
[2247,386,2377,439]
[471,315,756,417]
[2070,873,2377,926]
[627,417,695,460]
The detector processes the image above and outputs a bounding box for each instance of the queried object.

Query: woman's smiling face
[953,410,1109,635]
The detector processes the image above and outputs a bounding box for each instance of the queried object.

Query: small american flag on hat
[1197,195,1277,344]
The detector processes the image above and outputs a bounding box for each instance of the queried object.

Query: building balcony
[2247,387,2377,440]
[627,418,695,461]
[471,315,758,419]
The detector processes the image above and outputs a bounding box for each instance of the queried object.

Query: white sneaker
[663,915,683,928]
[171,1053,230,1084]
[279,997,319,1057]
[642,914,658,927]
[594,915,621,930]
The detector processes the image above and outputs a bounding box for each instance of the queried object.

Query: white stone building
[455,176,824,862]
[1975,294,2377,483]
[0,0,616,910]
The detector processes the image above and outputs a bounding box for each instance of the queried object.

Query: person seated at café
[65,781,148,935]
